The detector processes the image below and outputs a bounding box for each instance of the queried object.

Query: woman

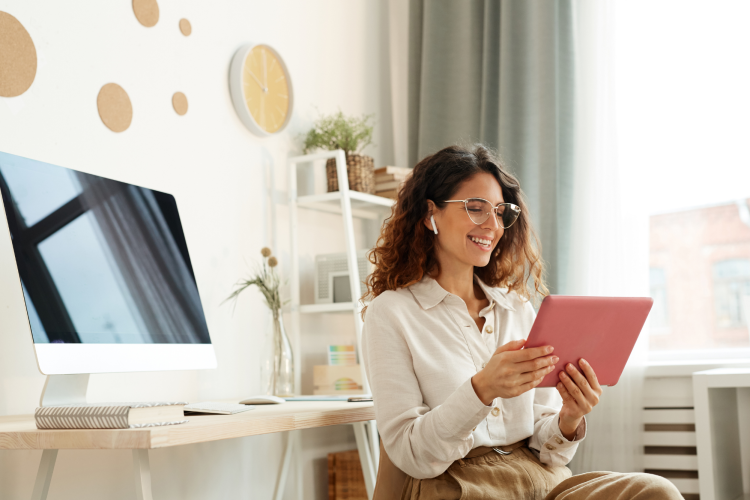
[360,145,680,499]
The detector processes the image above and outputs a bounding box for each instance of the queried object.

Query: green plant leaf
[302,110,375,157]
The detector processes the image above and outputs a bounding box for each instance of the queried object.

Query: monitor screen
[0,151,211,345]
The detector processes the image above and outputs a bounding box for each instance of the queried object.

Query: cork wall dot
[97,83,133,132]
[172,92,188,115]
[179,18,191,36]
[132,0,159,27]
[0,11,37,97]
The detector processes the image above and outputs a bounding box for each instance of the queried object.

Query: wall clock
[229,43,294,137]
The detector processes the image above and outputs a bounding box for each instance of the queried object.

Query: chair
[373,440,409,500]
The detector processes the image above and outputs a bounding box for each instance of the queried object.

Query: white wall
[0,1,392,498]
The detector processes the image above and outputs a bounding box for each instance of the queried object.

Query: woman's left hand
[556,358,602,440]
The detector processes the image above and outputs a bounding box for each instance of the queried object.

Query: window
[617,0,750,358]
[647,206,750,352]
[713,259,750,329]
[648,268,669,332]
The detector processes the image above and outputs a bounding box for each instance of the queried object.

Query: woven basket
[328,450,367,500]
[326,154,375,194]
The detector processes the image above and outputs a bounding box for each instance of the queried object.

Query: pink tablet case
[523,296,653,387]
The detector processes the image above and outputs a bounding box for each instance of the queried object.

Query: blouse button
[491,407,500,417]
[485,325,493,334]
[545,443,556,451]
[554,437,564,445]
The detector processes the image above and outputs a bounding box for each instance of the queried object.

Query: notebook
[35,402,188,429]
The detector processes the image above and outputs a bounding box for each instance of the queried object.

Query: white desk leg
[294,431,303,500]
[132,450,153,500]
[694,375,714,500]
[366,420,379,473]
[30,449,57,500]
[353,422,376,500]
[274,430,295,500]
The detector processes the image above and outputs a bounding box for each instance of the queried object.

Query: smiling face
[426,172,505,272]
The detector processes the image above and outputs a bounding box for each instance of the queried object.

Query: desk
[0,401,378,500]
[693,369,750,500]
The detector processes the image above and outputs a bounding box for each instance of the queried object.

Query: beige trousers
[373,440,683,500]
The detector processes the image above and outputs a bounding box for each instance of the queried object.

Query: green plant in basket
[302,110,375,157]
[302,110,378,194]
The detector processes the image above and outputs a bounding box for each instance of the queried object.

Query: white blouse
[362,272,586,479]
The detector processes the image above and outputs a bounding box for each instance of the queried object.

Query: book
[374,166,412,176]
[34,402,188,429]
[374,180,403,191]
[328,345,357,366]
[375,188,398,199]
[375,173,409,183]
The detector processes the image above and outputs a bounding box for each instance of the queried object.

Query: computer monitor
[0,151,217,380]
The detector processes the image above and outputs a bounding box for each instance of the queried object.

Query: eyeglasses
[443,198,521,228]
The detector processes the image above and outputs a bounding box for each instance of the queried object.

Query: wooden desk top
[0,401,375,450]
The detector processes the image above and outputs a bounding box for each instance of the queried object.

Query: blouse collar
[407,272,516,312]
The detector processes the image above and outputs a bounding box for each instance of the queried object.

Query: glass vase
[270,309,294,397]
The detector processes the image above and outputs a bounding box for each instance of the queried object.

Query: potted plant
[225,247,294,396]
[302,110,376,194]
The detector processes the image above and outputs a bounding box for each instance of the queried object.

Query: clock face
[230,44,293,136]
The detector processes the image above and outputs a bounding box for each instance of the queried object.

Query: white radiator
[643,376,699,499]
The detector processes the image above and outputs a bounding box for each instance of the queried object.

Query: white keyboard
[184,402,256,415]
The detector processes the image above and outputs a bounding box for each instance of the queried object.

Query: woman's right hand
[471,339,558,405]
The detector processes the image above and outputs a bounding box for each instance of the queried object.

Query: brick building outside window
[649,199,750,351]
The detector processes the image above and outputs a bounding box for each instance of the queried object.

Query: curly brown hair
[360,144,548,319]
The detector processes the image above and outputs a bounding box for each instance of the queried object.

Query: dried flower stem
[224,248,290,315]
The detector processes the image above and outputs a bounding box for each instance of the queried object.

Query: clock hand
[262,49,268,88]
[247,70,267,92]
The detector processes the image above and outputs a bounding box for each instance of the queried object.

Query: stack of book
[374,166,412,200]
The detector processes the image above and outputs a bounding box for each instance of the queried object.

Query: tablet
[523,296,653,387]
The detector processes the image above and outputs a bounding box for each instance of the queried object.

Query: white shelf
[296,191,395,219]
[300,303,355,314]
[300,302,372,314]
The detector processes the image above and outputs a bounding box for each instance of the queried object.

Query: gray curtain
[409,0,576,295]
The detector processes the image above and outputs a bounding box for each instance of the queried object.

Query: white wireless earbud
[430,215,438,235]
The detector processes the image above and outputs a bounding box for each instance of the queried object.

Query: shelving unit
[285,149,394,499]
[299,302,371,314]
[288,149,394,395]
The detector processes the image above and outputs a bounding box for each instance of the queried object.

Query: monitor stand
[39,374,89,407]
